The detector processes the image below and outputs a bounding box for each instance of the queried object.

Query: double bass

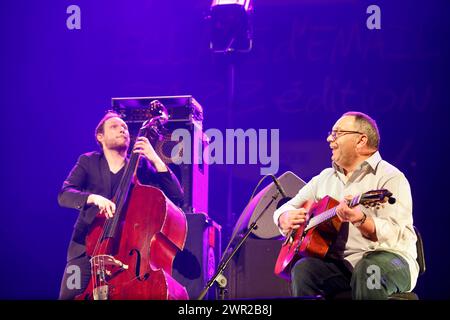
[76,101,189,300]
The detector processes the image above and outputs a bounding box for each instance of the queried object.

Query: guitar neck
[304,194,361,231]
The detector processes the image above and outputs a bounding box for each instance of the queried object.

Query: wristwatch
[352,212,367,228]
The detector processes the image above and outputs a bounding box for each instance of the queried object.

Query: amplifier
[111,95,209,214]
[225,238,291,299]
[172,213,222,300]
[111,95,203,123]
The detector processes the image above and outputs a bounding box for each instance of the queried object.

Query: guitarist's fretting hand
[335,195,378,241]
[335,195,365,223]
[278,208,307,234]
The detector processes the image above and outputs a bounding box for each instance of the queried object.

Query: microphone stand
[197,190,285,300]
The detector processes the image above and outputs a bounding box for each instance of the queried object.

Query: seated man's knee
[291,257,319,281]
[290,257,324,297]
[351,254,388,299]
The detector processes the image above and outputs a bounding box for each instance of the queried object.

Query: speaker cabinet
[225,238,291,299]
[172,213,222,300]
[111,95,209,214]
[154,121,209,214]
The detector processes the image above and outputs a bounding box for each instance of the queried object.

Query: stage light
[211,0,252,11]
[209,0,253,53]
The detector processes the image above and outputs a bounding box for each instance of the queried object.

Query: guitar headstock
[358,189,396,209]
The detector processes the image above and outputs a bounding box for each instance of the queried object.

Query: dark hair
[343,111,380,149]
[95,111,122,147]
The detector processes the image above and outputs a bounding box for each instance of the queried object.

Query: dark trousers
[58,254,91,300]
[290,251,411,300]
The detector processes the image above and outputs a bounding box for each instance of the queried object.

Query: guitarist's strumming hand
[278,208,307,234]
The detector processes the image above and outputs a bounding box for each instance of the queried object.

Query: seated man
[274,111,418,299]
[58,111,184,299]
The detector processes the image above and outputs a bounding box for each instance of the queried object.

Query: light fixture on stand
[209,0,253,53]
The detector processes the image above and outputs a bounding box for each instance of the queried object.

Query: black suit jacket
[58,151,184,261]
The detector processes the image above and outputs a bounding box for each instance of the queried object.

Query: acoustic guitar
[274,189,395,280]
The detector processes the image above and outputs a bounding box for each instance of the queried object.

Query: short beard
[104,141,129,154]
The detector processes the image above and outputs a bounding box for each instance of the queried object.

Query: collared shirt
[273,151,419,290]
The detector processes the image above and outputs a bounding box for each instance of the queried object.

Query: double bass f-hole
[129,249,150,281]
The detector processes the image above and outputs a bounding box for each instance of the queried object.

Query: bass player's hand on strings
[87,194,116,219]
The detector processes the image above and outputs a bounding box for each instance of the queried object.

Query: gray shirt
[273,151,419,290]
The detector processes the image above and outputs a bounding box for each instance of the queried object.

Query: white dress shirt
[273,151,419,291]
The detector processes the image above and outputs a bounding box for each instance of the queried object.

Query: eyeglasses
[327,130,363,141]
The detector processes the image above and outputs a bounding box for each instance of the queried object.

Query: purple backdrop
[0,0,448,299]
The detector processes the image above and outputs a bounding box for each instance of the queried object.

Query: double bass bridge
[90,254,129,271]
[90,254,130,299]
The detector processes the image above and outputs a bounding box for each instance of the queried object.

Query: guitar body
[274,196,343,280]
